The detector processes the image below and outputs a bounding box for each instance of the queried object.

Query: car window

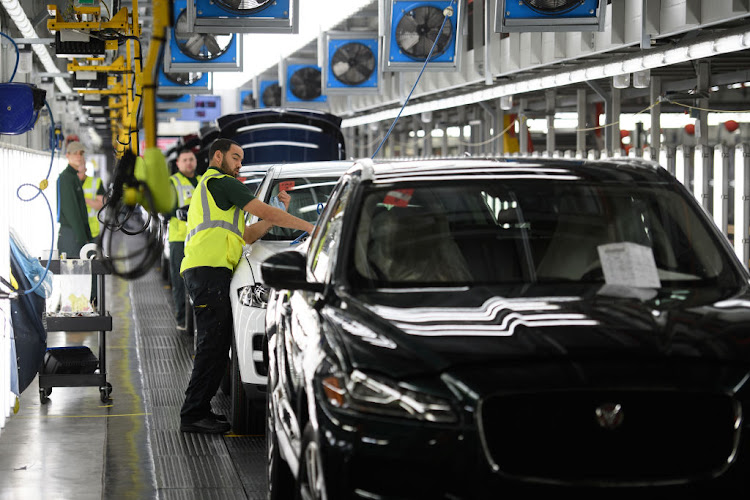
[311,182,352,283]
[261,176,341,241]
[350,180,742,288]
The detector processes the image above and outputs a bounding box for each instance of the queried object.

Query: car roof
[349,157,666,184]
[267,160,360,179]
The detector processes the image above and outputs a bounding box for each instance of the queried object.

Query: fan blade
[204,35,222,57]
[332,61,352,78]
[184,34,206,57]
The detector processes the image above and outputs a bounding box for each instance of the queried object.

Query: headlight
[238,284,269,308]
[320,369,457,423]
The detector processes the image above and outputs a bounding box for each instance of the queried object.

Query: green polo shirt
[58,164,92,247]
[204,166,255,210]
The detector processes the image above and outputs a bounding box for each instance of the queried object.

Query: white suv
[227,160,355,432]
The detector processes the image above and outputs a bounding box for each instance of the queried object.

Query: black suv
[262,157,750,498]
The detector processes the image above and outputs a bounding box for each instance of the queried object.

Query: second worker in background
[168,148,200,332]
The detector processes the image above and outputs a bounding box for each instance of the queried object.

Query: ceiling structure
[3,0,750,155]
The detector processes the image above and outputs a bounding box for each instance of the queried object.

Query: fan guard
[395,6,453,61]
[175,11,232,60]
[242,92,255,107]
[522,0,586,15]
[214,0,274,14]
[331,42,375,86]
[164,71,204,86]
[262,83,281,106]
[289,67,321,101]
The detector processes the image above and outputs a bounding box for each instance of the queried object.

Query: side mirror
[261,250,324,293]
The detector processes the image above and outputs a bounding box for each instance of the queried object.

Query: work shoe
[210,411,228,422]
[180,417,231,434]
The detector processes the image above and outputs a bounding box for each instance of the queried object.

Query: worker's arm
[243,196,313,234]
[242,191,292,244]
[85,194,104,211]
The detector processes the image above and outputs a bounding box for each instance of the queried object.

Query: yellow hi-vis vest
[168,172,201,243]
[180,169,245,273]
[82,176,102,238]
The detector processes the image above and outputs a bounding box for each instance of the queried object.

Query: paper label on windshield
[383,189,414,207]
[279,181,295,192]
[597,242,661,288]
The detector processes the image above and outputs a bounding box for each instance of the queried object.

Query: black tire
[297,422,327,500]
[267,389,294,500]
[230,341,263,435]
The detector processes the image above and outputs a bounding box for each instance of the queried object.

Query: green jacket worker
[76,160,105,239]
[57,141,92,258]
[179,138,313,434]
[168,149,201,331]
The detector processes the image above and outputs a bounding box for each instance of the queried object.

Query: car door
[277,179,354,406]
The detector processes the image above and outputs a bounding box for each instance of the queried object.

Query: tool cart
[39,258,113,403]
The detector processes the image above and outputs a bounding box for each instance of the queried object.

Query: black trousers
[180,266,233,423]
[168,241,186,325]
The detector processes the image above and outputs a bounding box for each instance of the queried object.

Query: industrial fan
[240,90,255,109]
[324,32,379,95]
[165,0,242,71]
[157,65,211,95]
[386,0,463,72]
[288,66,323,102]
[495,0,607,32]
[259,80,281,108]
[191,0,298,34]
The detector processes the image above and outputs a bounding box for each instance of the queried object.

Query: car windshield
[262,176,341,241]
[350,180,743,288]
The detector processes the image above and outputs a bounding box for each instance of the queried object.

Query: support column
[441,112,449,156]
[697,62,712,212]
[650,75,662,162]
[611,86,621,156]
[545,90,556,156]
[577,88,587,157]
[458,107,467,155]
[519,98,529,155]
[496,99,505,156]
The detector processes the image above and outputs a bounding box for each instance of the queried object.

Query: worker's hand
[176,205,189,221]
[277,191,291,210]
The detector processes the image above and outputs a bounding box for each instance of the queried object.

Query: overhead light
[613,74,630,89]
[500,95,513,110]
[632,69,650,89]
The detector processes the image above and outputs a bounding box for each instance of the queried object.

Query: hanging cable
[13,99,58,296]
[0,31,19,82]
[371,0,456,159]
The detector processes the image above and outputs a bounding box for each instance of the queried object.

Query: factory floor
[0,264,266,500]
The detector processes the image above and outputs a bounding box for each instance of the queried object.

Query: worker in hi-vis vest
[76,161,105,239]
[168,149,201,331]
[178,138,312,435]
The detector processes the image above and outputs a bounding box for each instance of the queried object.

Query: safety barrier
[1,143,62,431]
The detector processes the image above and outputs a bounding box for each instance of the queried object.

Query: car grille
[478,390,741,486]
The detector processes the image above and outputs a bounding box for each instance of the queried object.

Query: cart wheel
[39,387,51,404]
[100,382,112,403]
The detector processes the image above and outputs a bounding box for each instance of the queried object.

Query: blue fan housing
[389,1,457,64]
[259,80,279,108]
[505,0,600,19]
[240,90,254,109]
[158,66,209,89]
[327,38,378,89]
[286,64,326,104]
[170,0,238,66]
[195,0,290,20]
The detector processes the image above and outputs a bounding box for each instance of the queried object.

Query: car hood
[332,284,750,386]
